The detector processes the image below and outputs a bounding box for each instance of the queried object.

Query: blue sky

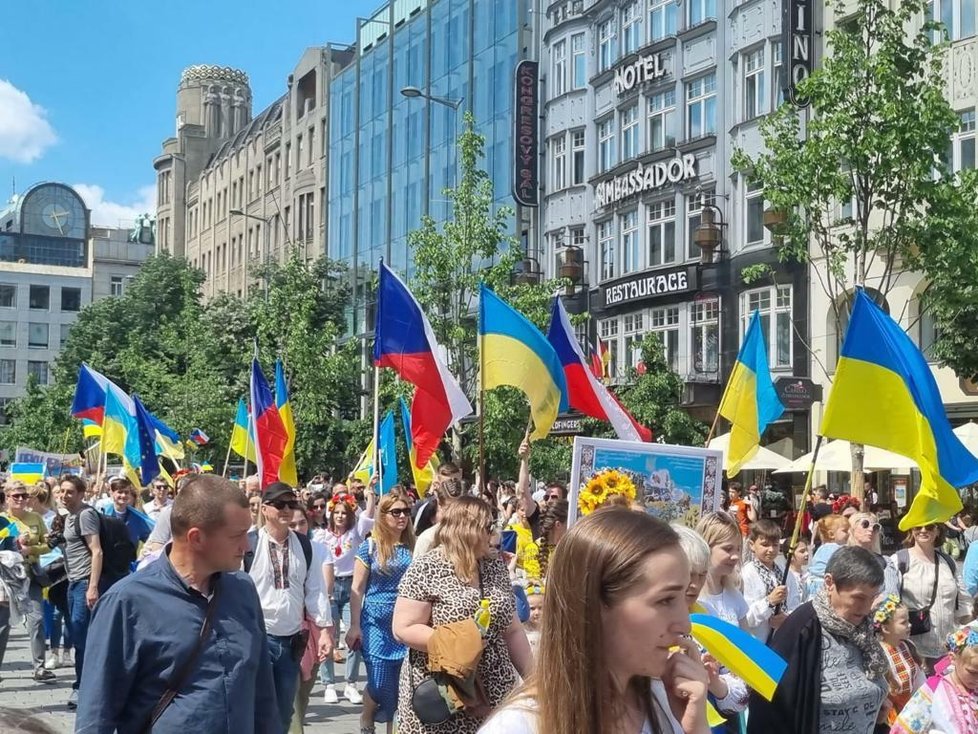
[0,0,378,225]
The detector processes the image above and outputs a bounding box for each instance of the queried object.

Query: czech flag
[547,297,651,442]
[822,290,978,530]
[717,311,785,476]
[70,364,109,424]
[250,358,289,490]
[479,284,567,440]
[189,428,210,446]
[373,262,473,469]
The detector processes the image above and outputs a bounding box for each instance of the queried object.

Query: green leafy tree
[731,0,978,497]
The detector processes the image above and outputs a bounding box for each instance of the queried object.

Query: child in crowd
[741,520,797,642]
[874,594,925,725]
[696,512,750,628]
[786,537,810,610]
[523,581,544,655]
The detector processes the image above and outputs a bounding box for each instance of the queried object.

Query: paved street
[0,630,365,733]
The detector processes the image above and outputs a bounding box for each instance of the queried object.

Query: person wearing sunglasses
[844,511,900,598]
[143,477,172,522]
[1,479,56,683]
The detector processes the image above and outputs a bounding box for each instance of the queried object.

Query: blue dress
[355,539,412,723]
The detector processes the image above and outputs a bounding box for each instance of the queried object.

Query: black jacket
[746,601,823,734]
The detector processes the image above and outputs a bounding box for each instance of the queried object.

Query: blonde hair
[695,511,742,587]
[372,493,416,572]
[28,483,52,510]
[672,523,710,575]
[434,496,493,583]
[3,480,26,494]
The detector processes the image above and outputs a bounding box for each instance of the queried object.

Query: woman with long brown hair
[347,492,415,734]
[393,496,532,734]
[478,508,710,734]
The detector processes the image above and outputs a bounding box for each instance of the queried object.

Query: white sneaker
[323,685,339,704]
[44,651,58,671]
[344,683,363,704]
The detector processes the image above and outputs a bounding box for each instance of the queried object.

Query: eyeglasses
[153,484,168,490]
[268,500,299,511]
[858,519,882,532]
[917,524,938,531]
[8,494,27,500]
[385,508,409,518]
[311,503,327,510]
[546,494,560,501]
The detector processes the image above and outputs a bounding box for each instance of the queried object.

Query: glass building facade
[327,0,524,336]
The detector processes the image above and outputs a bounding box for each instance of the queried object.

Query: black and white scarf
[813,587,888,678]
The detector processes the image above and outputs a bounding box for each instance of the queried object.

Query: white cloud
[0,80,57,164]
[73,183,156,228]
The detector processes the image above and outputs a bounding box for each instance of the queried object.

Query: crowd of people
[0,450,976,733]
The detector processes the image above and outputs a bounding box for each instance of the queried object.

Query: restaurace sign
[594,154,697,209]
[614,53,667,95]
[601,266,696,308]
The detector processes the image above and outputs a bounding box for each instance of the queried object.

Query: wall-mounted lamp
[693,199,726,264]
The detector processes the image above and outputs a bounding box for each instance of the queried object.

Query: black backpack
[74,507,135,581]
[242,529,312,574]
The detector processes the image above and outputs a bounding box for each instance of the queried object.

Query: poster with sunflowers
[567,437,723,528]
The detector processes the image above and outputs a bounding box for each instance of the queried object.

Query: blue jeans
[268,633,301,731]
[66,577,110,690]
[320,575,362,686]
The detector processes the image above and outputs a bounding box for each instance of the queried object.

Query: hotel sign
[594,154,697,209]
[783,0,813,105]
[600,266,697,308]
[613,52,667,96]
[512,60,540,207]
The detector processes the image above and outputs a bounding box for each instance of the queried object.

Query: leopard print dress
[396,547,519,734]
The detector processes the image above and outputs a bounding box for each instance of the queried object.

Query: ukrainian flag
[400,397,438,497]
[82,419,102,439]
[478,284,568,440]
[350,439,374,484]
[821,290,978,530]
[9,463,44,485]
[230,398,257,464]
[717,310,785,476]
[690,613,786,702]
[275,360,298,486]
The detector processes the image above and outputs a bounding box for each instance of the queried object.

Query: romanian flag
[373,262,472,470]
[70,364,109,424]
[821,290,978,530]
[479,284,568,440]
[250,358,289,490]
[275,360,298,486]
[230,398,257,463]
[9,463,44,485]
[717,311,785,476]
[399,397,438,497]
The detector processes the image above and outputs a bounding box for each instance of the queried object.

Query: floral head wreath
[525,582,545,596]
[328,494,357,515]
[872,594,901,630]
[945,624,978,654]
[577,469,638,517]
[831,495,861,515]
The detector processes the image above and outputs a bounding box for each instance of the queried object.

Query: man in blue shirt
[101,476,154,567]
[76,474,279,733]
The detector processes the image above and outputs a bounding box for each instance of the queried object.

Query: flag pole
[221,434,234,478]
[780,434,824,588]
[243,409,253,480]
[372,365,381,490]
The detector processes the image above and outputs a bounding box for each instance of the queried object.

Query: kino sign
[594,154,697,209]
[783,0,813,105]
[613,52,667,95]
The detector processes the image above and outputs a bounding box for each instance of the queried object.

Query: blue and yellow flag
[822,290,978,530]
[690,613,786,702]
[478,284,568,440]
[399,397,438,497]
[81,418,102,439]
[230,398,257,464]
[350,439,374,484]
[9,463,44,485]
[717,310,785,475]
[275,360,298,486]
[378,411,398,495]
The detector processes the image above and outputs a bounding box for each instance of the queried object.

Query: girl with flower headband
[523,581,544,656]
[873,594,924,723]
[890,622,978,733]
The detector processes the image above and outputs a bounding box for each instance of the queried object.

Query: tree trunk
[850,442,865,502]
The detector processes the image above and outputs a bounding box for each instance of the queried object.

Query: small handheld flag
[189,428,210,446]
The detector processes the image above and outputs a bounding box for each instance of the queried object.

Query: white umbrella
[707,432,792,472]
[773,439,918,473]
[953,422,978,459]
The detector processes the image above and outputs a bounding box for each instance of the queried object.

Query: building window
[60,323,71,347]
[953,108,976,172]
[572,130,586,185]
[687,191,715,260]
[650,306,681,373]
[931,0,977,41]
[110,276,124,297]
[621,210,640,274]
[0,359,15,384]
[919,304,940,361]
[61,287,81,312]
[691,296,720,374]
[553,39,568,97]
[572,33,587,89]
[599,18,616,72]
[28,322,48,349]
[648,200,677,267]
[744,47,767,120]
[621,105,640,161]
[624,312,646,369]
[649,0,679,40]
[648,89,677,152]
[742,285,793,369]
[552,135,567,191]
[0,285,14,308]
[570,225,586,247]
[622,1,642,55]
[687,73,717,138]
[296,136,304,174]
[0,398,11,426]
[599,220,616,280]
[772,41,784,108]
[285,142,292,180]
[0,321,14,347]
[600,318,620,378]
[27,361,48,385]
[29,285,49,310]
[745,179,766,245]
[688,0,716,25]
[598,117,616,172]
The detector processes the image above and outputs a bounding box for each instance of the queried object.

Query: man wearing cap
[246,483,333,731]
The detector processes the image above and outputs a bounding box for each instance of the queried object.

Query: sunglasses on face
[546,494,560,501]
[8,494,27,500]
[268,500,299,511]
[916,524,938,531]
[385,507,409,518]
[858,519,882,532]
[153,484,168,490]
